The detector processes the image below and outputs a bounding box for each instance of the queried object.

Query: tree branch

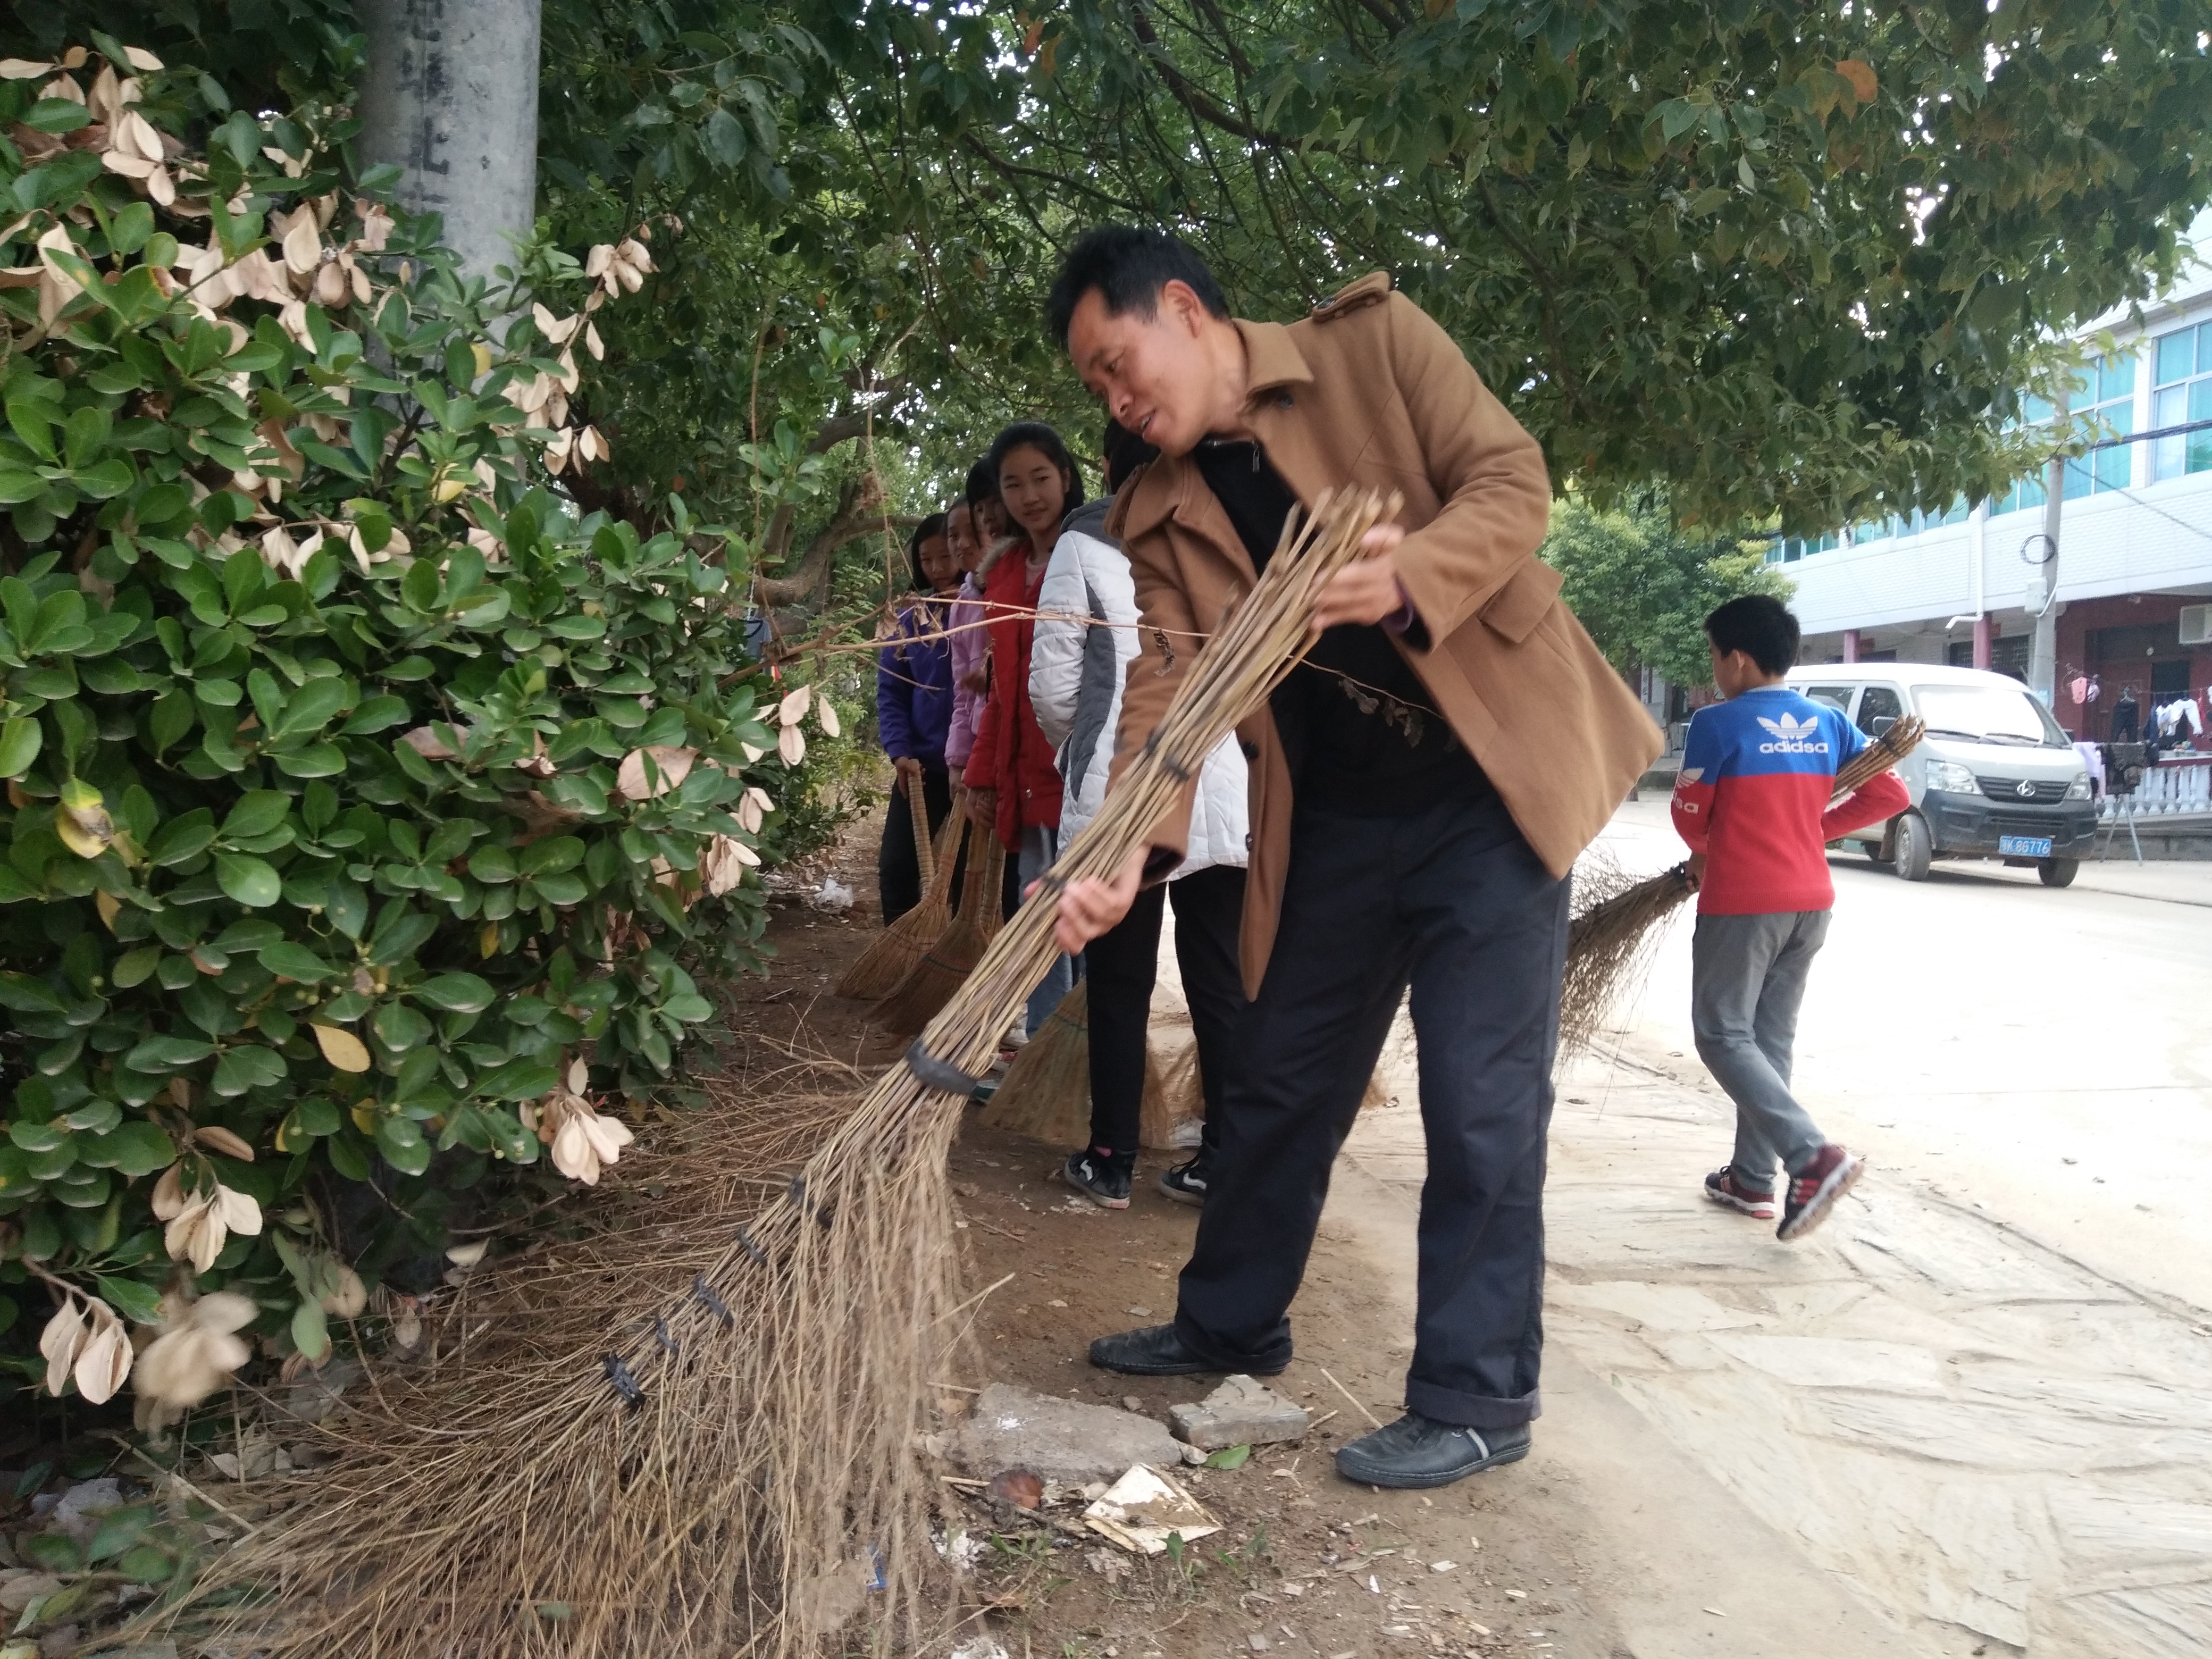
[753,470,889,610]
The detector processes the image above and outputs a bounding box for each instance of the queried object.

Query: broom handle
[974,830,1009,941]
[1831,714,1923,799]
[953,819,1002,925]
[906,772,936,898]
[923,786,966,901]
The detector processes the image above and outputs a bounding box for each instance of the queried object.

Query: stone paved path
[1347,1036,2212,1657]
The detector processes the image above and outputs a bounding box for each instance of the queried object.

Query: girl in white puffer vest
[1029,429,1249,1209]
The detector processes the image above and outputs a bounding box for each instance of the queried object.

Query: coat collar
[1234,317,1313,398]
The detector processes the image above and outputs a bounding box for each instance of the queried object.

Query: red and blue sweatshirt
[1669,687,1911,915]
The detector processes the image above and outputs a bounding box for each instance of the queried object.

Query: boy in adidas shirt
[1670,596,1908,1240]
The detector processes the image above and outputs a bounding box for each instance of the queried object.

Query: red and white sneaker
[1703,1167,1776,1220]
[1778,1145,1865,1241]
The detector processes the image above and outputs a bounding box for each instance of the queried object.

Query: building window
[2151,320,2212,481]
[1766,531,1841,564]
[1992,392,2054,516]
[2064,352,2134,497]
[1992,354,2137,514]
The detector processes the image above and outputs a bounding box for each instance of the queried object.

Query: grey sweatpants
[1690,909,1832,1193]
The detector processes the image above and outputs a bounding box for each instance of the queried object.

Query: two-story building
[1774,245,2212,757]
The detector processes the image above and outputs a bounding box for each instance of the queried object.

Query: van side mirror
[1870,715,1897,737]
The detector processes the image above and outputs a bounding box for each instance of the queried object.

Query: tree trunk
[354,0,543,288]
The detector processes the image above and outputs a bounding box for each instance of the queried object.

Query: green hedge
[0,39,827,1406]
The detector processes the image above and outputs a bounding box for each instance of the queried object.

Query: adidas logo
[1755,712,1830,756]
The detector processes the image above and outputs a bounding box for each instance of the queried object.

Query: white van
[1781,664,2098,887]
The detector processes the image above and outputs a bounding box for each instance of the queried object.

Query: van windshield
[1911,684,2069,749]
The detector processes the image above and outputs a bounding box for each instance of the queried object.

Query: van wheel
[1862,842,1886,864]
[1891,812,1933,882]
[2039,858,2079,889]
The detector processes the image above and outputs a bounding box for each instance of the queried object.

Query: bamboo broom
[1558,714,1925,1053]
[166,487,1399,1659]
[836,783,963,999]
[870,818,1006,1036]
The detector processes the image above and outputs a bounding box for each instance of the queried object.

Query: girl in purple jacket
[874,513,959,924]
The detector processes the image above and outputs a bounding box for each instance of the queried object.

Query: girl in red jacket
[965,422,1084,1040]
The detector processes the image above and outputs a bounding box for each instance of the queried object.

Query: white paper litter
[1081,1463,1221,1555]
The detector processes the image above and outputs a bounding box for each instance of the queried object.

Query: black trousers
[1084,864,1248,1157]
[1172,791,1568,1429]
[876,761,951,926]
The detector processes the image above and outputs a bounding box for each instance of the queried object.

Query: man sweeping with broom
[1044,228,1660,1489]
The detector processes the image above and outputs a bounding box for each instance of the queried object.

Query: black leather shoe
[1087,1324,1287,1377]
[1087,1325,1211,1375]
[1334,1412,1530,1489]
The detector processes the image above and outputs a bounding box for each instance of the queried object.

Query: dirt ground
[754,812,1629,1659]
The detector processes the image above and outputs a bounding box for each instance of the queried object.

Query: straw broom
[870,818,1006,1035]
[976,978,1089,1142]
[988,1009,1392,1154]
[836,783,964,999]
[165,487,1398,1659]
[1558,714,1925,1053]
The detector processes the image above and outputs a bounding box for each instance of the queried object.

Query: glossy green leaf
[415,972,495,1012]
[0,716,40,778]
[214,853,282,908]
[77,1122,178,1177]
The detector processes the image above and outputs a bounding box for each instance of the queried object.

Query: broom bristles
[836,784,963,1000]
[975,980,1089,1144]
[870,811,1006,1036]
[163,488,1403,1659]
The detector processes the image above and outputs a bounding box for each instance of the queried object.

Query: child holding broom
[1671,594,1908,1240]
[873,513,960,925]
[1030,420,1248,1209]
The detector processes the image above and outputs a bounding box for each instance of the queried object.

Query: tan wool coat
[1105,273,1663,996]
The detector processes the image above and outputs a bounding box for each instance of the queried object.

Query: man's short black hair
[1047,226,1231,348]
[1703,594,1800,677]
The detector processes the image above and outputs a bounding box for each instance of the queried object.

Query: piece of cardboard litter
[1081,1463,1221,1555]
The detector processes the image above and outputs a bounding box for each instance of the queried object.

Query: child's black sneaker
[1157,1154,1210,1207]
[1055,1148,1134,1210]
[1703,1167,1775,1220]
[1777,1144,1864,1241]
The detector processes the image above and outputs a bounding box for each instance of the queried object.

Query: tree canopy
[1541,495,1786,690]
[13,0,2212,554]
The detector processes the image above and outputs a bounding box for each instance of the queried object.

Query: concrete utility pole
[2026,396,2067,707]
[355,0,543,288]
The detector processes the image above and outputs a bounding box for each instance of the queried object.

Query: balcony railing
[2102,753,2212,817]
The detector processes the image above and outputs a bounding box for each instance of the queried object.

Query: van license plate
[1999,835,2053,858]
